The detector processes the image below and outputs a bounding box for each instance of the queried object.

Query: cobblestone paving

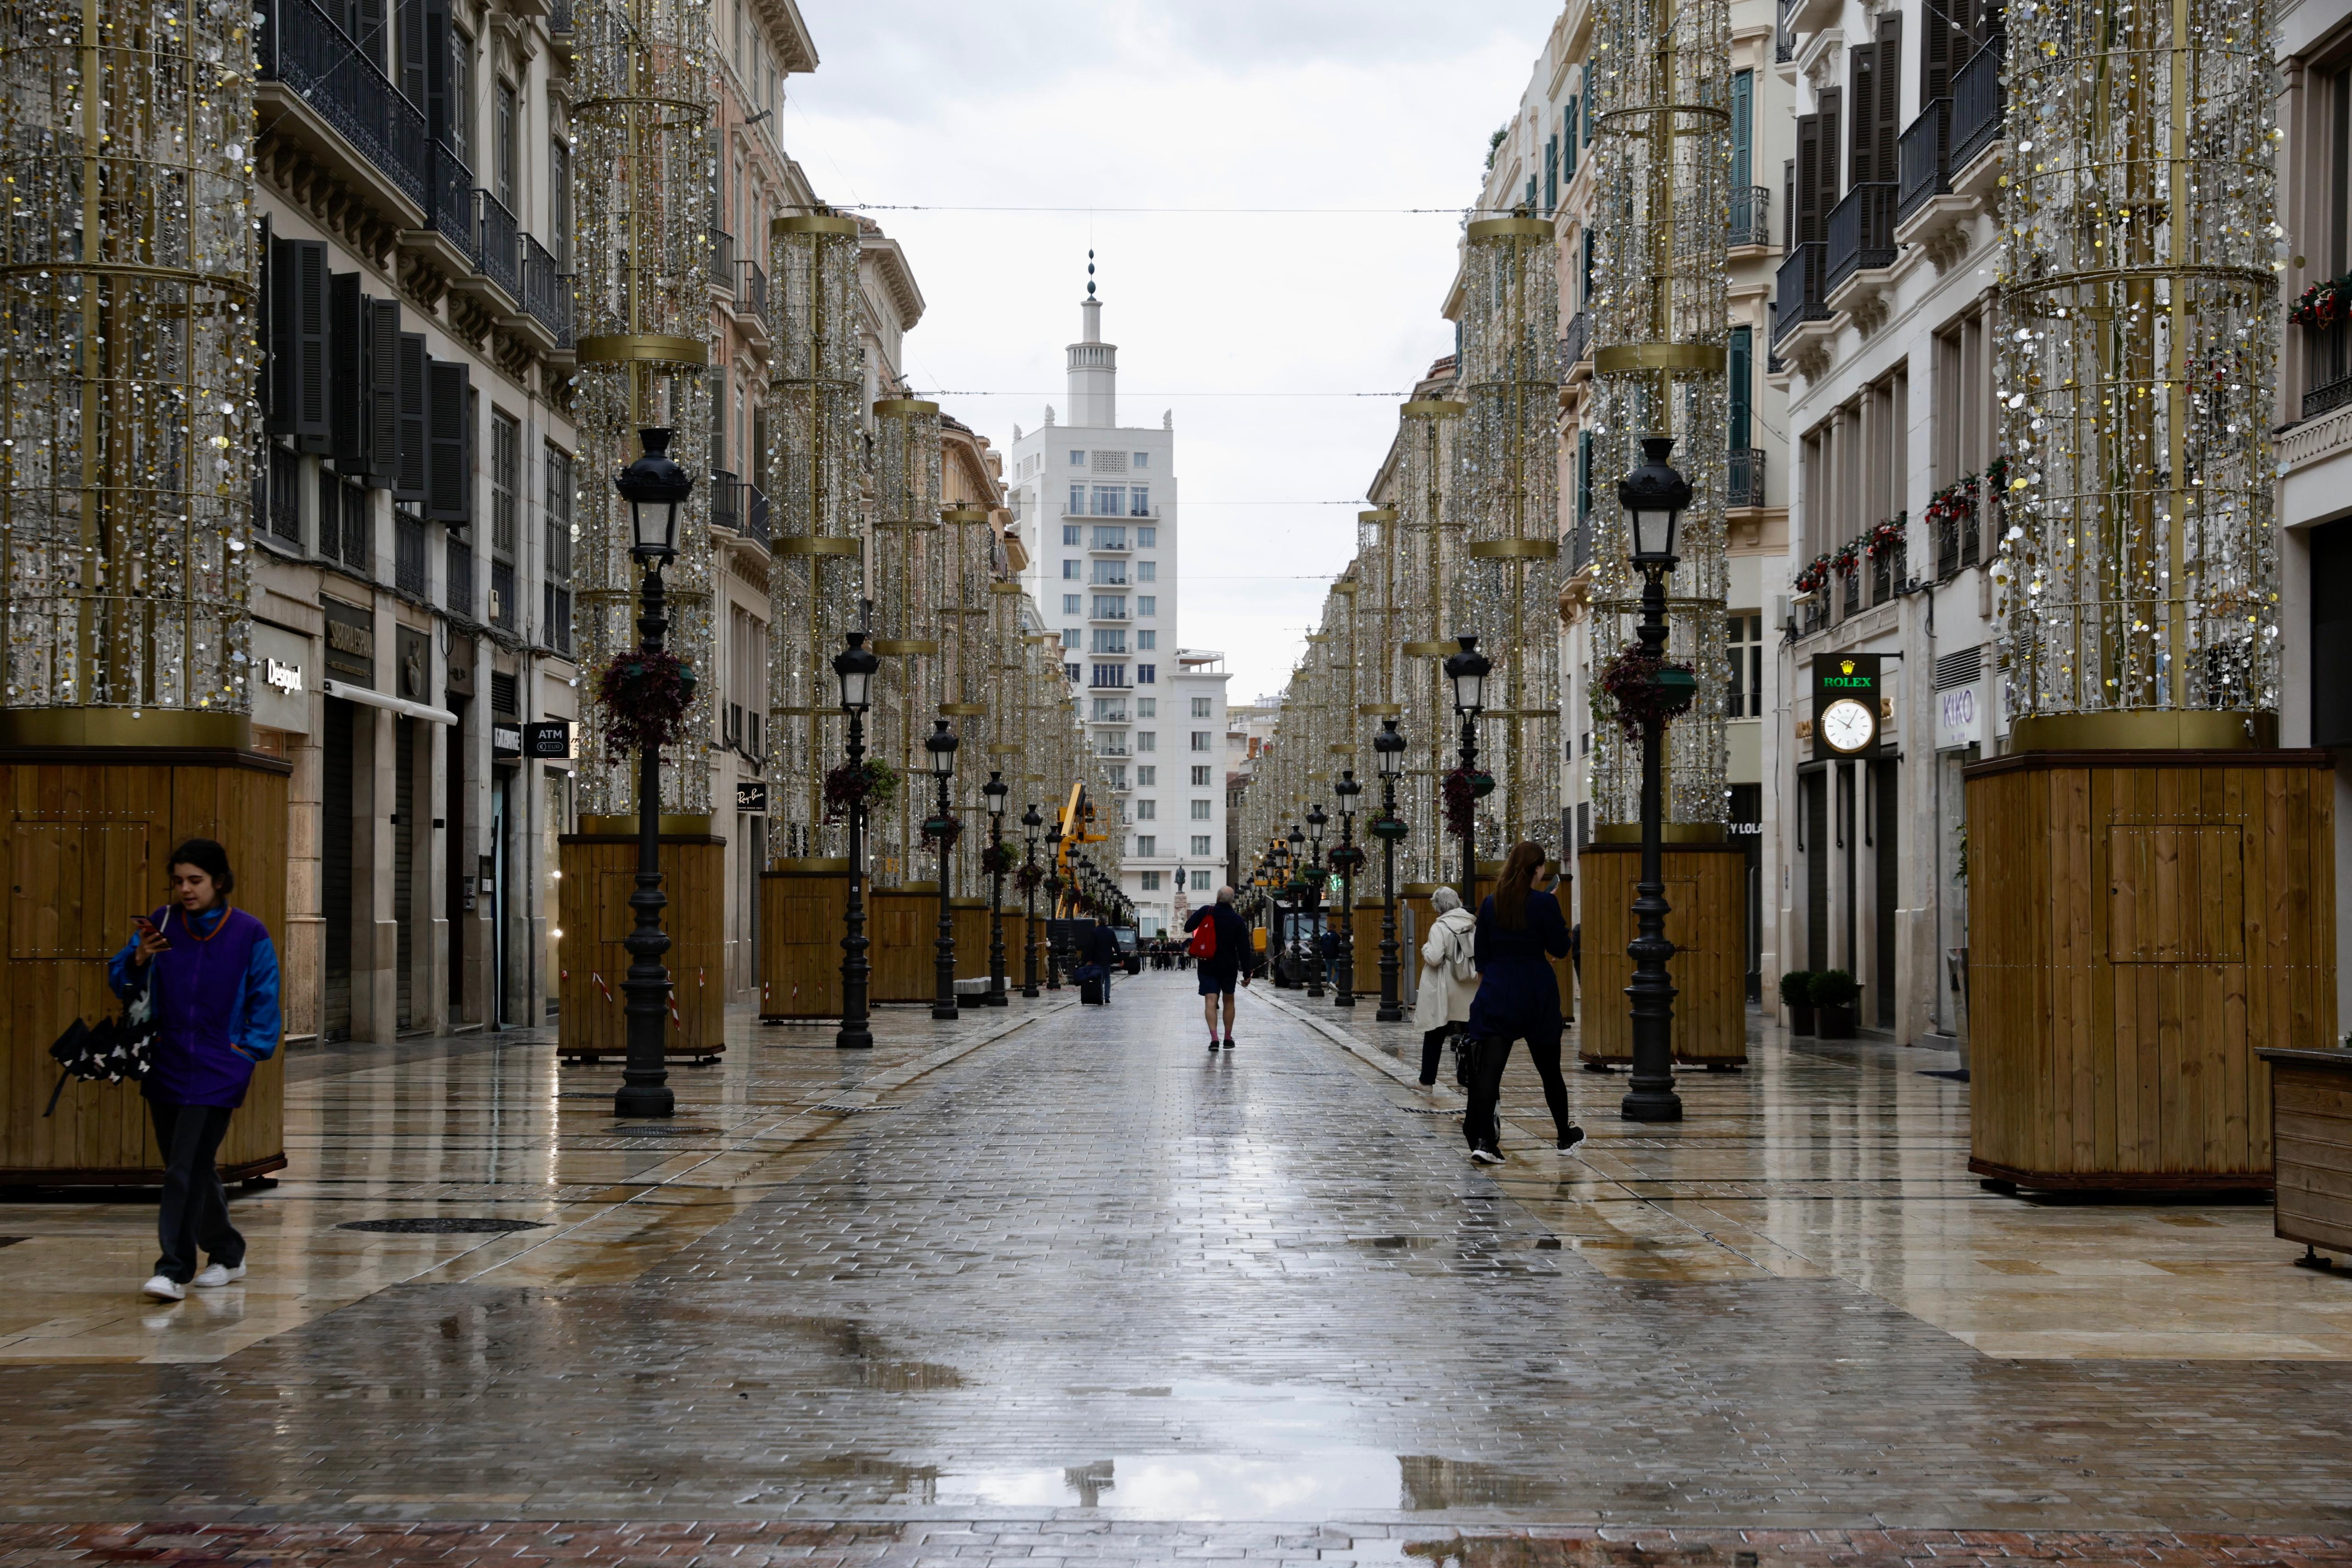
[0,976,2347,1546]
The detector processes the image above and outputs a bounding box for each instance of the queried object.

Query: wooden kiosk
[557,814,728,1063]
[1,715,292,1186]
[758,860,848,1021]
[1577,830,1746,1065]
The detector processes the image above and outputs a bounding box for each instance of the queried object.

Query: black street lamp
[832,629,880,1050]
[612,427,690,1119]
[982,772,1011,1007]
[1444,633,1491,909]
[925,718,961,1022]
[1019,803,1043,998]
[1303,805,1328,1000]
[1372,718,1408,1022]
[1043,820,1065,990]
[1284,825,1306,988]
[1330,773,1361,1008]
[1619,434,1690,1124]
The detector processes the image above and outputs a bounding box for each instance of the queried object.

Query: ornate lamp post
[1303,812,1329,1000]
[1044,820,1065,990]
[1019,803,1043,998]
[1372,719,1408,1022]
[612,429,691,1119]
[925,719,961,1021]
[832,630,881,1050]
[1330,773,1361,1008]
[1443,634,1491,908]
[1620,436,1690,1124]
[983,771,1010,1007]
[1284,826,1308,988]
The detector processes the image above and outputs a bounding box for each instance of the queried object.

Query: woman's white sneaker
[141,1275,185,1302]
[191,1262,246,1288]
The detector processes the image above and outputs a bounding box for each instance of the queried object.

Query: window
[1136,799,1156,820]
[1732,70,1754,192]
[450,31,475,167]
[1069,449,1085,465]
[1136,560,1156,582]
[543,443,573,653]
[1190,731,1211,752]
[1137,698,1156,717]
[1136,835,1157,857]
[1136,765,1156,785]
[1091,485,1125,515]
[1065,661,1082,682]
[1063,593,1082,614]
[490,410,520,555]
[1562,101,1578,177]
[1061,628,1079,647]
[1137,526,1156,547]
[495,79,517,209]
[1192,765,1212,786]
[1136,630,1156,650]
[1069,484,1086,512]
[1063,523,1081,544]
[1091,663,1127,688]
[1091,697,1125,720]
[1137,731,1157,752]
[1728,613,1763,718]
[1091,628,1126,653]
[1191,697,1212,718]
[1729,326,1753,451]
[1191,836,1212,857]
[1544,135,1558,213]
[1190,800,1211,820]
[1141,872,1161,890]
[1091,560,1127,585]
[1137,595,1157,616]
[1092,594,1126,618]
[1137,663,1156,683]
[1129,485,1149,515]
[1062,560,1080,579]
[1133,452,1149,468]
[550,137,571,268]
[1092,526,1126,549]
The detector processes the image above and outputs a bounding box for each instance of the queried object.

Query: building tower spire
[1067,249,1117,426]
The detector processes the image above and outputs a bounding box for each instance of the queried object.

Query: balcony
[492,560,518,632]
[517,234,570,347]
[1088,674,1133,691]
[1560,309,1591,376]
[1091,709,1131,725]
[1088,607,1131,623]
[422,140,472,253]
[447,539,475,620]
[256,0,429,219]
[1088,528,1131,552]
[744,482,770,548]
[1065,504,1160,520]
[1094,744,1131,758]
[709,470,742,535]
[735,258,767,321]
[547,0,572,38]
[1772,241,1828,348]
[1570,519,1594,571]
[1933,499,1982,578]
[1825,183,1898,298]
[1897,99,1951,225]
[1727,447,1767,509]
[708,228,735,291]
[1779,0,1841,44]
[472,189,520,301]
[1729,187,1771,250]
[544,581,573,656]
[1950,35,2006,175]
[1089,571,1131,589]
[395,511,427,598]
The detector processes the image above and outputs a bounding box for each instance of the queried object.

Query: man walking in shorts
[1183,886,1253,1052]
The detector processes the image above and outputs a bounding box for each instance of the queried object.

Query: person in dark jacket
[1461,840,1583,1165]
[107,839,282,1302]
[1081,918,1121,998]
[1183,886,1254,1051]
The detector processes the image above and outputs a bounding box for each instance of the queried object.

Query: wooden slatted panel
[1578,844,1747,1064]
[869,889,936,1003]
[556,834,729,1055]
[758,870,847,1020]
[1966,753,2336,1188]
[2270,1057,2352,1252]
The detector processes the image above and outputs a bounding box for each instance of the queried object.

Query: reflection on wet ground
[0,978,2348,1535]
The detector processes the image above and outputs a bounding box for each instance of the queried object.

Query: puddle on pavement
[923,1449,1555,1516]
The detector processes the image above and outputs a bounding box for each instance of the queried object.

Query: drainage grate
[814,1102,896,1115]
[1395,1105,1460,1115]
[338,1217,550,1234]
[602,1124,719,1135]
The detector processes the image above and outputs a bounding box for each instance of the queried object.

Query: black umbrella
[45,966,157,1115]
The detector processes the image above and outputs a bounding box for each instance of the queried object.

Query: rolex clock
[1811,652,1884,758]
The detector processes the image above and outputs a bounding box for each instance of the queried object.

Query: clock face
[1821,697,1876,753]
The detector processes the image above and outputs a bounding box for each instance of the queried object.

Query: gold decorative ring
[575,334,709,366]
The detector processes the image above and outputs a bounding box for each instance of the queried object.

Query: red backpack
[1187,911,1218,960]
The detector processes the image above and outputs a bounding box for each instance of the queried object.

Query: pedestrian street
[1,974,2349,1554]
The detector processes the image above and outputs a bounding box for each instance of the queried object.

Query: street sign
[524,719,571,759]
[736,780,768,813]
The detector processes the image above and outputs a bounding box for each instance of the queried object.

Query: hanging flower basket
[1327,844,1367,875]
[1793,554,1833,594]
[2291,274,2350,329]
[921,815,962,851]
[1866,515,1908,560]
[980,841,1020,877]
[823,758,899,821]
[1370,812,1410,843]
[1440,767,1492,843]
[594,648,697,758]
[1831,542,1861,577]
[1597,643,1698,743]
[1014,861,1046,895]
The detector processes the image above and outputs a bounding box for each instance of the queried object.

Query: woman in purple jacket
[107,839,282,1302]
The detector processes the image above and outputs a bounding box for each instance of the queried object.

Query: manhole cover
[338,1217,550,1234]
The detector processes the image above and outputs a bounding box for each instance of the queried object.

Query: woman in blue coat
[1461,840,1583,1165]
[107,838,282,1302]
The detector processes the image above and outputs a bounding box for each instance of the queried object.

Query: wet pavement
[0,973,2348,1546]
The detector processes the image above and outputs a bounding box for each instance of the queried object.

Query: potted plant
[1812,968,1860,1039]
[1779,971,1815,1036]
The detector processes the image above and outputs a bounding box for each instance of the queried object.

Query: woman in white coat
[1411,885,1480,1085]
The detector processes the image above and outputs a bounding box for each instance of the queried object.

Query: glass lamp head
[1619,434,1690,564]
[983,770,1009,816]
[926,719,960,778]
[833,629,879,713]
[1444,635,1491,715]
[1374,718,1405,777]
[616,427,692,563]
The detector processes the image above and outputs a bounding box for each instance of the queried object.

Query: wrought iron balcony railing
[1825,182,1898,294]
[447,538,475,620]
[258,0,429,209]
[520,234,568,339]
[424,140,471,249]
[2304,319,2352,421]
[395,511,427,598]
[1727,447,1767,509]
[1950,34,2007,173]
[492,560,518,632]
[709,470,742,535]
[1729,186,1771,249]
[736,259,767,320]
[744,482,770,547]
[1772,242,1828,346]
[473,189,520,299]
[1560,309,1591,372]
[708,228,735,290]
[1897,98,1951,224]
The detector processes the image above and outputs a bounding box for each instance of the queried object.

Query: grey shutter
[398,0,425,109]
[1874,14,1904,181]
[268,238,329,449]
[366,298,401,485]
[255,214,274,422]
[1848,47,1876,185]
[329,272,367,471]
[1795,116,1821,246]
[426,358,471,524]
[1816,89,1842,210]
[394,331,429,503]
[423,0,451,141]
[1922,0,1954,103]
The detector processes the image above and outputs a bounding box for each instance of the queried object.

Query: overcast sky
[784,0,1555,704]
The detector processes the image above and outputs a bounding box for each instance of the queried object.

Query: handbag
[1186,913,1217,961]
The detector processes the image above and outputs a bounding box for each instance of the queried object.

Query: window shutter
[268,238,329,448]
[423,0,451,141]
[1874,15,1903,181]
[394,331,428,503]
[1795,118,1820,246]
[1848,47,1876,185]
[1922,0,1953,103]
[255,214,274,422]
[1784,157,1797,248]
[426,358,471,524]
[1728,326,1753,451]
[398,0,425,110]
[1816,89,1842,213]
[1731,71,1753,190]
[367,298,401,485]
[329,272,367,471]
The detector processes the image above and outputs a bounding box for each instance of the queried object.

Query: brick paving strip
[3,1523,2348,1568]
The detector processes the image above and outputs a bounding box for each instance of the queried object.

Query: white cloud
[785,0,1554,699]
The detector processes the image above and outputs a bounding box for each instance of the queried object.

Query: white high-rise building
[1006,272,1227,936]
